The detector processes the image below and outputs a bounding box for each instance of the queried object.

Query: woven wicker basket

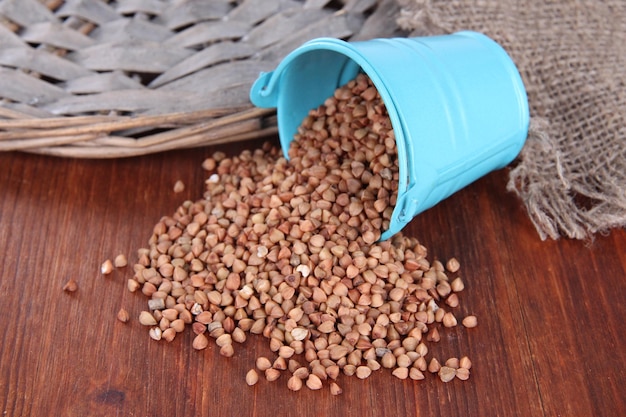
[0,0,405,158]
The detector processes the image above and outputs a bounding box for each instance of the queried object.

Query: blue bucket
[250,31,529,240]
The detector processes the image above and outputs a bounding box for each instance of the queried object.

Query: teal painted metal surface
[250,31,529,240]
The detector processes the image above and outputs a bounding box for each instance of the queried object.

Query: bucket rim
[255,37,412,239]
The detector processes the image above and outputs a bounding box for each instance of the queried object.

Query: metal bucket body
[250,31,529,239]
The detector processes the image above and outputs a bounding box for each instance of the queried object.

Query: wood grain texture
[0,139,625,417]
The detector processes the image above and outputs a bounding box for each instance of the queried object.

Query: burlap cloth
[395,0,626,240]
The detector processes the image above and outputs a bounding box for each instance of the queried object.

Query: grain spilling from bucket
[120,74,475,392]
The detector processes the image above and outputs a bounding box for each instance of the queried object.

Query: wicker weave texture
[0,0,403,157]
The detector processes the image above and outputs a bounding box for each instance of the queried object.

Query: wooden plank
[149,41,257,88]
[68,40,194,73]
[0,67,68,105]
[19,21,96,50]
[163,20,250,48]
[0,0,56,26]
[0,47,93,81]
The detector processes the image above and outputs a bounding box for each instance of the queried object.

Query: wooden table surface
[1,138,624,417]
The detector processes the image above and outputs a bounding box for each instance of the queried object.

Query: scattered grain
[120,73,476,393]
[287,375,303,391]
[149,327,162,341]
[256,357,272,372]
[427,327,440,342]
[445,357,460,369]
[438,366,457,382]
[392,367,409,380]
[330,382,343,395]
[409,368,425,381]
[127,279,140,293]
[355,366,372,379]
[139,311,157,326]
[456,367,470,380]
[462,315,478,328]
[246,369,259,386]
[220,344,235,357]
[62,278,78,292]
[162,328,177,342]
[451,277,465,292]
[114,254,128,268]
[192,333,209,350]
[170,319,185,333]
[148,298,165,311]
[446,257,460,273]
[173,180,185,193]
[101,259,113,275]
[459,356,472,370]
[116,308,130,323]
[306,374,323,390]
[443,312,458,328]
[216,334,232,347]
[428,358,441,374]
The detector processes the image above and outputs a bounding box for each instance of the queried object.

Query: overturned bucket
[250,31,529,240]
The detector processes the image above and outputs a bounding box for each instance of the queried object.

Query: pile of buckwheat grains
[122,73,477,394]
